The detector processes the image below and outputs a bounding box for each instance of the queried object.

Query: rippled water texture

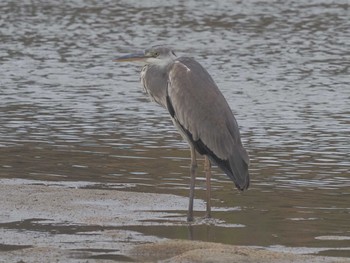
[0,0,349,258]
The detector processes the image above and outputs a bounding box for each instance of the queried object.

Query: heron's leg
[205,156,212,218]
[187,145,197,222]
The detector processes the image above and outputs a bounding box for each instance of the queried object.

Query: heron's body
[115,46,249,221]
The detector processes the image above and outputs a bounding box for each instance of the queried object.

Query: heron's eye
[153,52,159,57]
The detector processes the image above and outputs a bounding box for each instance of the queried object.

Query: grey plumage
[115,45,249,221]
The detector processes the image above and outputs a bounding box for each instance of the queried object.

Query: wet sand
[0,179,347,262]
[131,240,349,263]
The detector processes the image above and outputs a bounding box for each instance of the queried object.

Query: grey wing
[166,57,249,190]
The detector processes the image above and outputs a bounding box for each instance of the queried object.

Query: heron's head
[114,45,177,67]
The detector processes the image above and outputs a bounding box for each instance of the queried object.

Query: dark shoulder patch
[166,95,175,118]
[193,138,231,175]
[180,126,233,181]
[171,114,236,186]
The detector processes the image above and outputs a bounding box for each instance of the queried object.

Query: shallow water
[1,0,349,258]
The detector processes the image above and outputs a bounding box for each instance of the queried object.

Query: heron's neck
[148,56,175,69]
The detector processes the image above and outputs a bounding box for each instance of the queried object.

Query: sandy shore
[0,178,347,262]
[130,240,348,263]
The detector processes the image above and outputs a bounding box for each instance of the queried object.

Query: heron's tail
[227,145,250,190]
[208,144,249,191]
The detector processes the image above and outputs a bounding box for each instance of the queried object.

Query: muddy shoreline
[0,179,347,262]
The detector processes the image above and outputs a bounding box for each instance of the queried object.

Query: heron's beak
[114,52,149,63]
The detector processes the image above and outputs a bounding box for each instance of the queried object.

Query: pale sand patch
[130,240,349,263]
[0,178,189,262]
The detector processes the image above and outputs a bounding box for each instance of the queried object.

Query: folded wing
[166,57,250,190]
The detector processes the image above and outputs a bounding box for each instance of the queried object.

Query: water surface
[0,0,349,258]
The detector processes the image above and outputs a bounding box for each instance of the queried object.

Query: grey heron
[115,46,249,222]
